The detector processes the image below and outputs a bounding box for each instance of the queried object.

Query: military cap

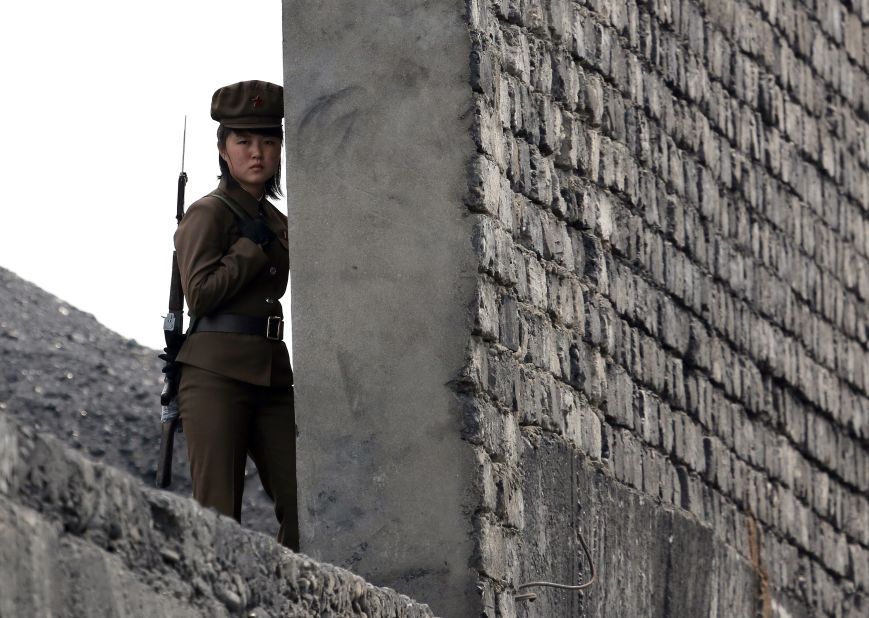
[211,80,284,128]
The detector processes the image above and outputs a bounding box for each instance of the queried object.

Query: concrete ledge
[0,411,435,618]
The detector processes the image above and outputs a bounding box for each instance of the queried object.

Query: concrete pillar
[282,2,479,615]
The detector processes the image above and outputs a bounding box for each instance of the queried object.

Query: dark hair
[217,124,284,199]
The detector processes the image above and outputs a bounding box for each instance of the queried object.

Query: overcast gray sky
[0,0,287,350]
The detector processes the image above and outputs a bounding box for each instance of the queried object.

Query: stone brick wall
[463,0,868,616]
[0,411,434,618]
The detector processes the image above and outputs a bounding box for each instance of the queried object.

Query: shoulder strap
[209,191,253,223]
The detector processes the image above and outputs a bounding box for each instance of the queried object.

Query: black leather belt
[191,313,284,341]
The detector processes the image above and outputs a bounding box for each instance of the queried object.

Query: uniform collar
[216,178,265,218]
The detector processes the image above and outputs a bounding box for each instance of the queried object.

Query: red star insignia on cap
[251,95,263,108]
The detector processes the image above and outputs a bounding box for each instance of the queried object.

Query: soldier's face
[220,130,282,195]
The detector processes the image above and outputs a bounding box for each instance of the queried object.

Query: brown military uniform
[175,179,297,549]
[175,180,292,387]
[174,79,297,550]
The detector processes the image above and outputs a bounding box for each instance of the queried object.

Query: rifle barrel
[176,172,187,223]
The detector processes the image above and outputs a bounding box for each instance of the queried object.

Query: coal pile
[0,266,275,535]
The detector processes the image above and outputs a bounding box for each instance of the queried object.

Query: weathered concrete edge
[0,411,436,618]
[282,0,481,614]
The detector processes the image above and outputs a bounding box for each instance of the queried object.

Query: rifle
[156,117,188,489]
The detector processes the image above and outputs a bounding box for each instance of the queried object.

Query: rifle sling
[209,191,254,223]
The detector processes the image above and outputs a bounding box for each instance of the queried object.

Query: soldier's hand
[240,219,276,247]
[160,359,181,382]
[159,343,184,382]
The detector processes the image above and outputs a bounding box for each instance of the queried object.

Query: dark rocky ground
[0,265,275,536]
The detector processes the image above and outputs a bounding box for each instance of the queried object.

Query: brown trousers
[178,364,299,550]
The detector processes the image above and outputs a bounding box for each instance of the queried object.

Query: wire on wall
[514,529,597,603]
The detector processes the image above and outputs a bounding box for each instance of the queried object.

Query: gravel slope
[0,265,275,535]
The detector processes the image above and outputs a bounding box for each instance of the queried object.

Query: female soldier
[173,80,297,550]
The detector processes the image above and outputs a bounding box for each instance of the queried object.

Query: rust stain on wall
[747,514,772,618]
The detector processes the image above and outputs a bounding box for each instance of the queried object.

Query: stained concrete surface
[505,432,761,617]
[283,1,481,616]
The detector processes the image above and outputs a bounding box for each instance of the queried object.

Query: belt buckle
[266,316,283,341]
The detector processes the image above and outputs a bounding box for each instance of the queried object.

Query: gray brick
[619,429,644,490]
[499,293,521,352]
[556,111,580,169]
[519,310,557,373]
[507,133,535,197]
[579,70,605,126]
[528,148,555,205]
[529,38,553,95]
[499,25,531,82]
[493,461,525,529]
[605,366,634,429]
[541,210,571,265]
[665,356,686,410]
[569,338,607,405]
[523,250,547,310]
[475,515,516,583]
[516,366,543,426]
[545,0,573,43]
[474,280,501,341]
[658,399,676,456]
[851,543,869,593]
[468,156,507,218]
[471,37,496,104]
[545,271,571,327]
[636,388,662,447]
[577,126,602,180]
[476,447,498,515]
[642,446,666,499]
[467,333,490,392]
[463,397,521,467]
[582,232,610,293]
[476,98,509,175]
[583,402,603,460]
[486,345,518,407]
[819,519,849,577]
[515,194,544,256]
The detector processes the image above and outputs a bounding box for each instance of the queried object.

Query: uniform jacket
[175,179,292,387]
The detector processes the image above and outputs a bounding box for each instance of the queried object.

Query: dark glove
[240,219,276,247]
[158,341,184,383]
[160,358,181,382]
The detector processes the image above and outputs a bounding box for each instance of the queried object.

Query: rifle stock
[156,416,178,488]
